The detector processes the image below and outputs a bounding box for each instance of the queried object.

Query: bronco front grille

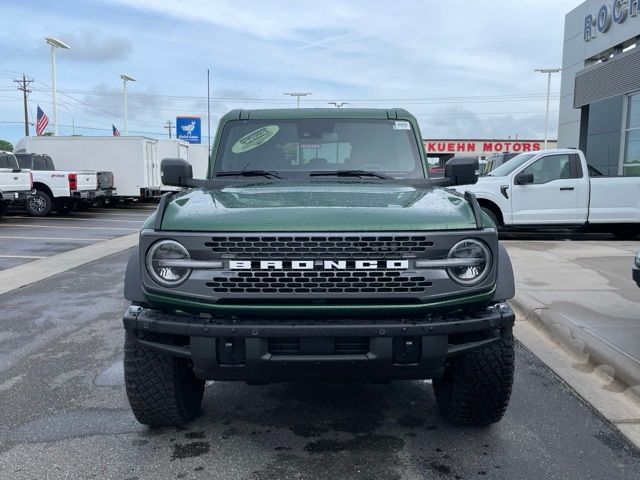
[205,270,431,295]
[204,235,434,259]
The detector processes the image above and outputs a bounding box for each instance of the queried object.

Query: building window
[623,92,640,175]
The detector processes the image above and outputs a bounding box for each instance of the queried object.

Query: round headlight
[447,239,491,286]
[146,240,191,287]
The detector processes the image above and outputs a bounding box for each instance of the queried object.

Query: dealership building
[558,0,640,175]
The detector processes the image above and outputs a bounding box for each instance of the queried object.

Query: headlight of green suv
[446,239,491,286]
[146,240,191,286]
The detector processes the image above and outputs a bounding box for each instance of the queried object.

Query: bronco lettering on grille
[229,260,410,270]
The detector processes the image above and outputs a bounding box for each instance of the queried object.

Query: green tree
[42,132,54,136]
[0,139,13,152]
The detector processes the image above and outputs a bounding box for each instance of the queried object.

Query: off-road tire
[124,331,205,427]
[433,332,514,426]
[26,190,52,216]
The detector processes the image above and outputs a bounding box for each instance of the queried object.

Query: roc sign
[424,140,555,156]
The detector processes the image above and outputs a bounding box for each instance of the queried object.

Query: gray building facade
[559,0,640,175]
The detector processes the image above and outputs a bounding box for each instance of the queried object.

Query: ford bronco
[122,108,516,427]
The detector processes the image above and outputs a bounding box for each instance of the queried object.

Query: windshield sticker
[393,121,411,130]
[231,125,280,154]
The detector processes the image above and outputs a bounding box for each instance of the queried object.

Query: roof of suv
[219,108,418,122]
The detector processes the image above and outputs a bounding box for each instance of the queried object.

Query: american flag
[112,124,121,136]
[36,106,49,136]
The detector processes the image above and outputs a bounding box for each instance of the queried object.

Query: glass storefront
[623,92,640,175]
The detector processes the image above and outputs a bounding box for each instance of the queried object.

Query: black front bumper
[123,303,515,382]
[633,266,640,287]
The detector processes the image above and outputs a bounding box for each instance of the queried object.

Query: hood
[158,181,478,232]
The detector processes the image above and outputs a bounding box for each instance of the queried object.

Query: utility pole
[164,120,174,138]
[14,74,33,136]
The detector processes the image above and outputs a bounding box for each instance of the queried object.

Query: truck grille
[205,235,434,259]
[205,270,431,295]
[268,337,370,355]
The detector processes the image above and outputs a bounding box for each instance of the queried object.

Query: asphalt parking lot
[0,204,156,271]
[0,212,639,479]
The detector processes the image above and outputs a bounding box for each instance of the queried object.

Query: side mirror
[444,156,478,186]
[161,158,193,187]
[514,172,534,185]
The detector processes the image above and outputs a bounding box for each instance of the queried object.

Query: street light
[283,92,312,108]
[534,68,561,149]
[120,74,136,135]
[328,102,349,108]
[45,37,70,136]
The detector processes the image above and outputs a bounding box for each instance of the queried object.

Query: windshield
[212,118,425,179]
[488,153,536,176]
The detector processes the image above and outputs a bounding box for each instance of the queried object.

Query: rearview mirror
[514,172,534,185]
[161,158,193,187]
[443,156,478,186]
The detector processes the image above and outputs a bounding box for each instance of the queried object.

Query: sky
[0,0,581,145]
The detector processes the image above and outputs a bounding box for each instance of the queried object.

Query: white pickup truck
[0,151,33,217]
[463,148,640,239]
[14,153,106,216]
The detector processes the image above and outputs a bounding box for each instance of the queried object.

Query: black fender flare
[491,243,515,302]
[124,247,146,304]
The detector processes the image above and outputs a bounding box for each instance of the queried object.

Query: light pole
[534,68,561,149]
[283,92,312,108]
[45,37,70,136]
[328,102,349,108]
[120,74,136,135]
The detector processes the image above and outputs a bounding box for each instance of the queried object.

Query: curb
[510,291,640,395]
[0,233,138,296]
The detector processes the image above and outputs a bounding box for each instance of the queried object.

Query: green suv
[123,108,516,427]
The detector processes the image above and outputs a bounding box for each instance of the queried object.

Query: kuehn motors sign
[423,140,556,156]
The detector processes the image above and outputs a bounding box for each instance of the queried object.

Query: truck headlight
[447,239,491,286]
[146,240,191,286]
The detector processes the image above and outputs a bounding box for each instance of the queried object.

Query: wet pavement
[0,204,155,271]
[504,239,640,385]
[1,251,640,479]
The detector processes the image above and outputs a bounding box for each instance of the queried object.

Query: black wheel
[124,331,205,427]
[481,207,500,229]
[0,202,7,218]
[433,332,514,426]
[26,190,52,216]
[611,226,640,240]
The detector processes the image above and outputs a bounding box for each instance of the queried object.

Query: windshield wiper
[216,170,282,179]
[309,169,392,179]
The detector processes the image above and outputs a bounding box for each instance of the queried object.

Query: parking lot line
[0,224,139,231]
[5,216,145,224]
[0,255,46,259]
[0,233,138,295]
[0,235,104,241]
